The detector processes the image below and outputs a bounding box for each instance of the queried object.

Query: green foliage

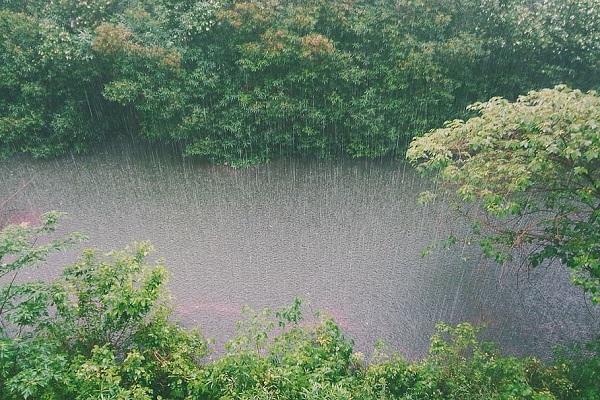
[1,215,598,398]
[551,337,600,399]
[408,323,554,399]
[0,214,208,399]
[0,211,85,334]
[508,0,600,91]
[204,298,356,399]
[408,86,600,303]
[2,0,598,162]
[0,10,103,158]
[45,243,168,355]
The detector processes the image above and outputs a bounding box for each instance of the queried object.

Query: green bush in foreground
[0,214,598,399]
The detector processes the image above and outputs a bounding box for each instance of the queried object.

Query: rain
[1,139,597,358]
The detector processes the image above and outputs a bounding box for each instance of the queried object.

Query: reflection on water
[1,140,598,358]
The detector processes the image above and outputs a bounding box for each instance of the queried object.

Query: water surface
[1,141,597,358]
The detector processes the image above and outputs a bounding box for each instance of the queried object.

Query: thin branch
[0,269,20,319]
[0,177,35,212]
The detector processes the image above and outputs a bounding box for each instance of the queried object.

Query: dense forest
[1,0,599,164]
[1,0,600,398]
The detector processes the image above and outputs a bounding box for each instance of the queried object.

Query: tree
[407,85,600,304]
[0,213,208,399]
[0,211,84,337]
[0,10,103,158]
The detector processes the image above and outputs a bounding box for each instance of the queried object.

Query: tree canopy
[1,0,599,164]
[407,85,600,304]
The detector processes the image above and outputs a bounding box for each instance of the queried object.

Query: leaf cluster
[408,85,600,303]
[0,215,208,399]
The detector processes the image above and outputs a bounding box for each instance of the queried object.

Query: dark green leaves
[4,0,598,163]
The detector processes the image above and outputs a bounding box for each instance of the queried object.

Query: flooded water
[1,140,598,359]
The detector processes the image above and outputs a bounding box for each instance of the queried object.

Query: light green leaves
[408,86,600,303]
